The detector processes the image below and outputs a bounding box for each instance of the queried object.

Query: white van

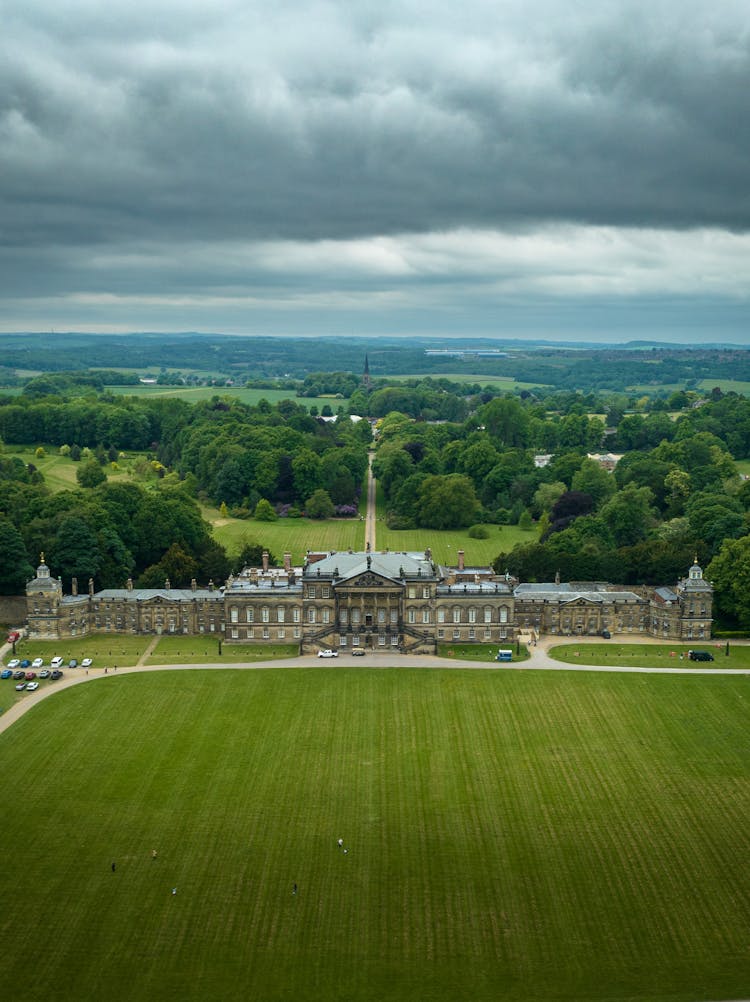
[51,656,64,668]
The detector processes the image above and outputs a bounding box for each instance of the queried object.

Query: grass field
[548,641,744,668]
[146,637,298,664]
[208,510,367,563]
[108,385,335,408]
[1,668,749,1001]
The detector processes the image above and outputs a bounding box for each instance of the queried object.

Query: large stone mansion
[26,549,713,653]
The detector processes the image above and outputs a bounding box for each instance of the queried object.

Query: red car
[25,671,37,681]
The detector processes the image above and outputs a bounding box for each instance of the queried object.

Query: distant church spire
[362,354,371,391]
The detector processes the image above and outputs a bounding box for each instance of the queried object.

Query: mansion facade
[26,549,713,653]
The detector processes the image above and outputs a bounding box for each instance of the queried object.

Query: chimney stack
[458,549,465,572]
[284,552,292,572]
[262,550,269,572]
[71,577,78,596]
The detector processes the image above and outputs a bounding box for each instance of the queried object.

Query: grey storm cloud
[1,0,749,336]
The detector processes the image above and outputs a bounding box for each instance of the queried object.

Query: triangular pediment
[336,570,401,589]
[561,595,601,607]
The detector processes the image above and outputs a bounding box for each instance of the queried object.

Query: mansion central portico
[26,549,713,653]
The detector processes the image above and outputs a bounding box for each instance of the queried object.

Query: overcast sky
[2,0,749,342]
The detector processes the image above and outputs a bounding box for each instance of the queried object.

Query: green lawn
[147,636,298,664]
[10,633,151,665]
[6,445,149,493]
[208,510,367,563]
[1,669,749,1001]
[548,641,743,668]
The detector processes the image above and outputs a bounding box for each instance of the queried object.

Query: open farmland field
[1,668,749,1002]
[108,384,334,408]
[386,373,550,391]
[374,522,534,566]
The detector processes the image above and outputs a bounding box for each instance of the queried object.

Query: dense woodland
[2,352,750,629]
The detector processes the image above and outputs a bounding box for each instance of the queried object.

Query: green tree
[76,459,106,489]
[707,536,750,628]
[599,484,655,547]
[416,475,480,529]
[571,459,616,509]
[0,517,34,594]
[254,498,278,522]
[305,489,335,520]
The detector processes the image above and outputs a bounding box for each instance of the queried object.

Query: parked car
[13,670,25,680]
[26,681,39,691]
[1,668,12,679]
[39,669,51,679]
[68,659,78,668]
[51,669,63,680]
[15,682,26,691]
[601,630,611,639]
[688,649,714,662]
[317,649,338,658]
[8,658,20,669]
[31,657,44,669]
[51,656,64,668]
[351,648,366,656]
[20,659,30,668]
[25,671,37,681]
[81,658,93,668]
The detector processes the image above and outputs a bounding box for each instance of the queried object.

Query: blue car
[1,668,12,679]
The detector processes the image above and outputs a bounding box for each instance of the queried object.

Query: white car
[81,658,93,668]
[8,659,20,669]
[317,649,338,658]
[51,656,64,668]
[26,681,39,691]
[31,657,44,669]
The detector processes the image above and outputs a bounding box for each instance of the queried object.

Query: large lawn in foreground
[1,669,749,1002]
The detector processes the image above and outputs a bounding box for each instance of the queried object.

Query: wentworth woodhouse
[26,549,713,653]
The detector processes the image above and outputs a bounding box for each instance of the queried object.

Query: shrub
[467,524,491,539]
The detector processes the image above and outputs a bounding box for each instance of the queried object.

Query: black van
[688,649,714,662]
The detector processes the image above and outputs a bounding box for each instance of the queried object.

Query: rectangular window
[262,607,269,623]
[231,628,239,639]
[453,608,461,623]
[339,635,347,647]
[390,609,398,624]
[377,608,386,623]
[438,608,445,623]
[422,610,430,624]
[352,609,361,625]
[323,608,330,624]
[484,628,491,640]
[468,608,476,623]
[500,607,508,623]
[438,629,444,639]
[262,627,269,639]
[408,587,416,599]
[322,586,330,598]
[278,629,285,639]
[484,608,492,623]
[293,608,300,623]
[378,634,386,646]
[308,608,316,624]
[340,609,348,625]
[422,587,430,599]
[307,586,316,599]
[408,609,415,624]
[391,634,399,646]
[293,626,300,639]
[469,628,475,640]
[230,608,238,623]
[277,608,285,623]
[453,629,460,640]
[247,627,253,638]
[352,634,360,646]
